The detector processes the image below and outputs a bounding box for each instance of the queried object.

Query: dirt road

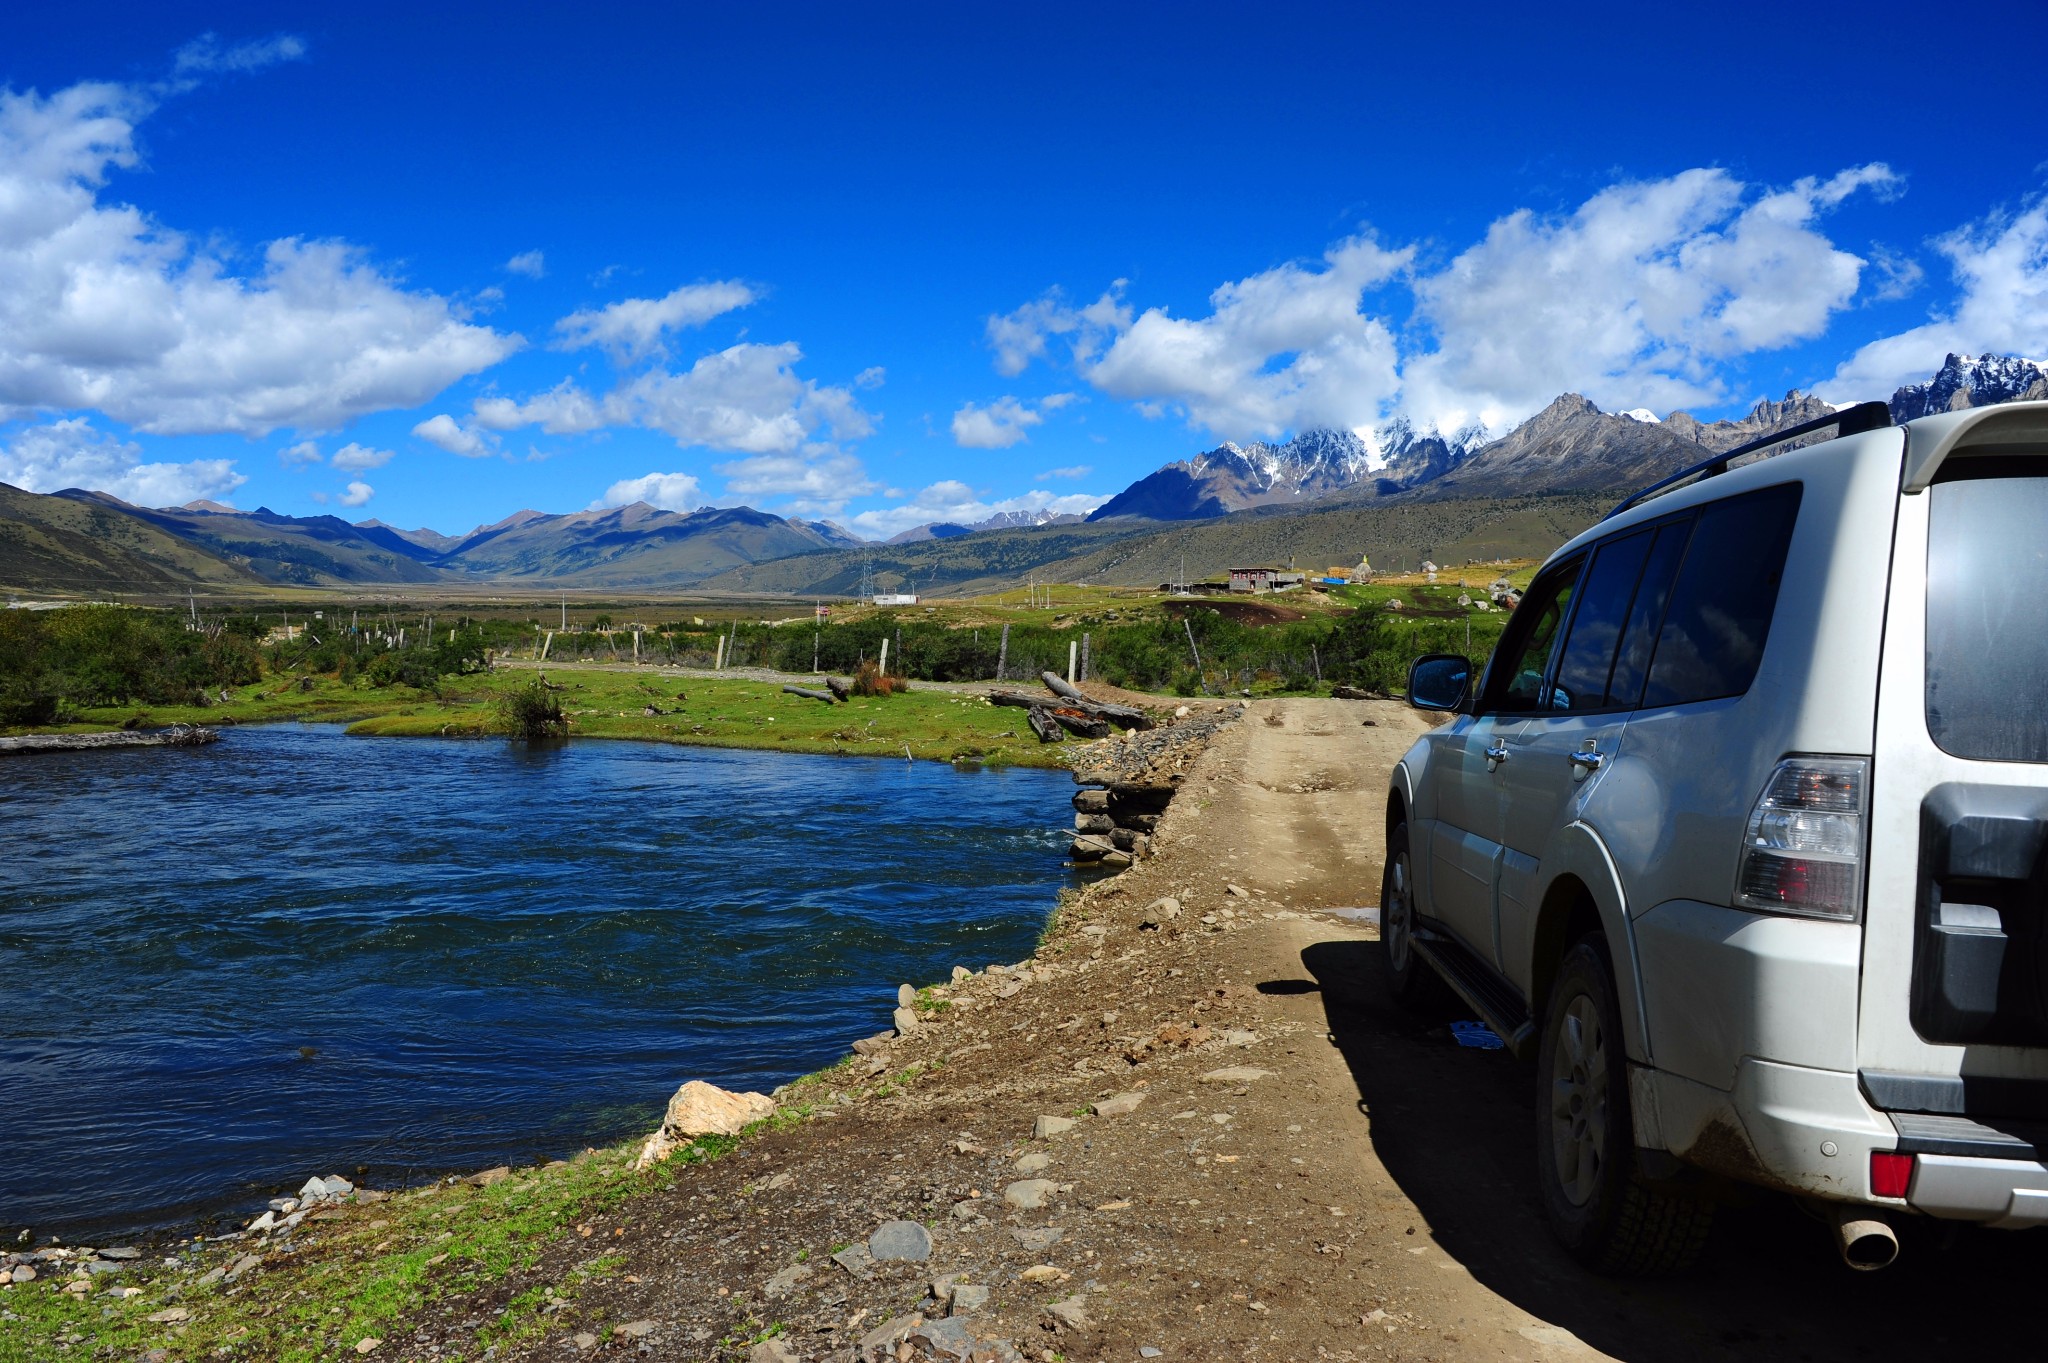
[401,697,2046,1361]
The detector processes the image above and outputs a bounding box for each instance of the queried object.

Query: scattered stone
[97,1247,141,1260]
[1199,1066,1277,1084]
[995,981,1024,1000]
[763,1262,814,1297]
[951,965,972,984]
[857,1313,921,1356]
[749,1338,801,1363]
[1014,1152,1051,1175]
[1019,1264,1062,1283]
[616,1319,657,1339]
[572,1333,599,1352]
[1010,1227,1064,1252]
[851,1032,895,1056]
[1100,849,1135,868]
[1074,812,1115,834]
[225,1254,261,1282]
[266,1198,299,1215]
[1046,1295,1090,1328]
[893,1006,921,1034]
[831,1244,874,1279]
[1091,1092,1146,1118]
[764,1171,793,1190]
[1225,884,1248,898]
[1003,1180,1060,1211]
[354,1338,381,1355]
[950,1283,991,1314]
[1141,1349,1164,1359]
[949,1201,984,1223]
[1080,923,1108,939]
[1220,1030,1259,1047]
[1068,834,1115,862]
[147,1307,190,1323]
[1033,1115,1076,1140]
[466,1166,512,1188]
[1138,896,1181,928]
[868,1220,933,1262]
[897,983,917,1008]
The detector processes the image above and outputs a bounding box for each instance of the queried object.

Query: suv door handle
[1485,742,1511,764]
[1567,749,1606,771]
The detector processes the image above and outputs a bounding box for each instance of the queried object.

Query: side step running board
[1413,928,1536,1057]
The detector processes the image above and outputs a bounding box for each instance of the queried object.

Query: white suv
[1387,398,2048,1273]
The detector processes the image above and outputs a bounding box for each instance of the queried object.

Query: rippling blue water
[0,726,1072,1237]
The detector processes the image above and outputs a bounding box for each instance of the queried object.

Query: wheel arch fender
[1530,821,1651,1067]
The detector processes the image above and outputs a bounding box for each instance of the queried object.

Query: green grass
[38,666,1079,769]
[0,1061,860,1363]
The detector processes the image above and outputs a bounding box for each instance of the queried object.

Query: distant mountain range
[3,353,2042,596]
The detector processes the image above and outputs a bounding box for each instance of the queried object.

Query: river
[0,725,1073,1237]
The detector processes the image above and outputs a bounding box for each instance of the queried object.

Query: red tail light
[1870,1151,1914,1199]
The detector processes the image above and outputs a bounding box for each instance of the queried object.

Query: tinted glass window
[1927,460,2048,762]
[1551,529,1653,712]
[1486,560,1580,713]
[1606,521,1692,709]
[1640,483,1802,708]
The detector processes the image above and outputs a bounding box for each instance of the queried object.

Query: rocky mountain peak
[1890,352,2048,421]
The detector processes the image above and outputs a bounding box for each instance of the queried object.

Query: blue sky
[0,2,2043,538]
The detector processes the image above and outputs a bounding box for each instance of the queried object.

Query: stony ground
[13,697,2047,1362]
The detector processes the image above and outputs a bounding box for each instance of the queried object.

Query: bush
[851,660,903,697]
[497,679,568,739]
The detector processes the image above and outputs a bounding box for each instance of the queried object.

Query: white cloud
[279,439,321,466]
[1036,464,1091,480]
[331,441,392,472]
[171,33,307,77]
[1403,166,1895,431]
[854,366,887,390]
[411,413,494,458]
[715,446,878,514]
[338,479,373,508]
[1086,235,1413,441]
[843,481,1106,539]
[470,380,606,435]
[986,286,1131,377]
[616,342,871,454]
[951,396,1044,449]
[0,416,242,505]
[555,280,757,361]
[1828,192,2048,401]
[997,167,1903,442]
[505,250,546,279]
[0,80,521,436]
[592,471,703,512]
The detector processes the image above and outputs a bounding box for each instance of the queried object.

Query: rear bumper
[1641,1059,2048,1226]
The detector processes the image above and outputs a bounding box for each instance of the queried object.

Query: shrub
[498,679,568,739]
[851,660,902,697]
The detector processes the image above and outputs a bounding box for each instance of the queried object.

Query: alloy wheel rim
[1549,992,1608,1208]
[1384,851,1412,973]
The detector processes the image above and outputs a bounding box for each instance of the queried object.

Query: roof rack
[1605,400,1893,520]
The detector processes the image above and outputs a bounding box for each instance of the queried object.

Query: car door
[1427,556,1584,967]
[1497,521,1689,975]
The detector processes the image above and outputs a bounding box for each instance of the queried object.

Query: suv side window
[1639,482,1803,708]
[1603,520,1691,709]
[1549,528,1655,713]
[1482,557,1583,713]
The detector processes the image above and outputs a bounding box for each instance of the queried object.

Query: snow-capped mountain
[1889,352,2048,421]
[1086,421,1486,521]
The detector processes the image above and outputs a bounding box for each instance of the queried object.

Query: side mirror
[1407,653,1472,712]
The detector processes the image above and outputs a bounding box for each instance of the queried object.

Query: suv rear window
[1926,457,2048,763]
[1639,483,1802,708]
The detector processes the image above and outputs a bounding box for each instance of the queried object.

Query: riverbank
[12,665,1169,770]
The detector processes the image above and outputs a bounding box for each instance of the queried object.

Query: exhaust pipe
[1831,1205,1900,1271]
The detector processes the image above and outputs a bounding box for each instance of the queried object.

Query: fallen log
[1049,707,1111,739]
[0,726,219,755]
[991,688,1152,731]
[1041,670,1086,701]
[1025,706,1065,743]
[782,685,837,704]
[825,677,851,701]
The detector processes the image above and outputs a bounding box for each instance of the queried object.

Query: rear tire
[1377,823,1449,1008]
[1535,937,1712,1275]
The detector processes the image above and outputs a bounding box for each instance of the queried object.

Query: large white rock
[664,1080,775,1138]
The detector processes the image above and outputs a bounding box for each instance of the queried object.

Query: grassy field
[41,665,1077,770]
